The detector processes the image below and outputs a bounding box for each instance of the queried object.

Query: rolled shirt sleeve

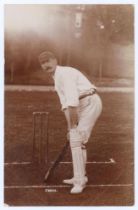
[62,73,79,108]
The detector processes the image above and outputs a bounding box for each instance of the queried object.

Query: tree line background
[4,4,134,85]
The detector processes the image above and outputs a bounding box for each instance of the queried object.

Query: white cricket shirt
[53,65,96,110]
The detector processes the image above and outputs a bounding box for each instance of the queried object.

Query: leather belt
[79,89,96,100]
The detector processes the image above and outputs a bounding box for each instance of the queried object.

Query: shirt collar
[53,65,60,80]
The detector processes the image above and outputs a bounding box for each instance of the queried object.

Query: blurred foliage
[4,4,134,84]
[84,5,134,45]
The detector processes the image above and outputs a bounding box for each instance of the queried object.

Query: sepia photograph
[4,3,134,206]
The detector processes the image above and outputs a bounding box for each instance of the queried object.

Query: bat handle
[44,171,50,182]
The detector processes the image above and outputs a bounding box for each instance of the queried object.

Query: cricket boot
[63,176,88,185]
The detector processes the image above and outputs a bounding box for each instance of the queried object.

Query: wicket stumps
[32,111,49,165]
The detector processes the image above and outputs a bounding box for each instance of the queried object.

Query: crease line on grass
[4,158,116,166]
[4,183,133,189]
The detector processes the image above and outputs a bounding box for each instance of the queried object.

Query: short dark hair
[38,51,57,64]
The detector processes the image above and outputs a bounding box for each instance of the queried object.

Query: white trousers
[77,93,102,144]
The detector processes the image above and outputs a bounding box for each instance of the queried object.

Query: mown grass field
[4,90,134,206]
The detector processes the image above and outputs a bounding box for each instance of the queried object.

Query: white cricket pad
[71,147,85,181]
[82,147,87,175]
[69,128,85,182]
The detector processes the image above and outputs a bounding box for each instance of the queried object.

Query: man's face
[41,58,57,74]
